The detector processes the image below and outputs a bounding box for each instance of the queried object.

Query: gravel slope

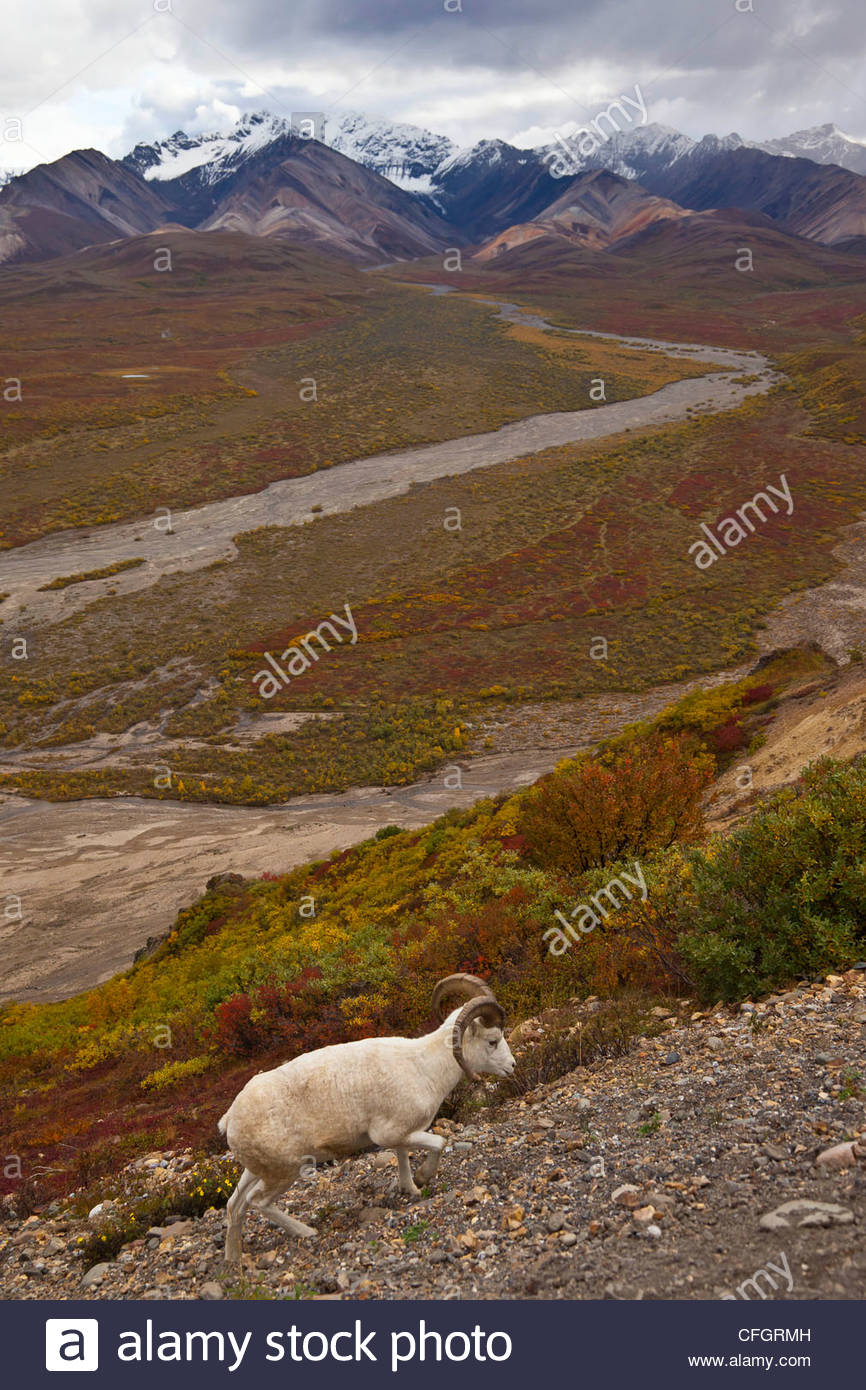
[3,969,864,1302]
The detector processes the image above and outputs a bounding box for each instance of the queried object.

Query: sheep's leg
[393,1145,421,1197]
[250,1179,316,1240]
[406,1129,446,1186]
[224,1168,261,1264]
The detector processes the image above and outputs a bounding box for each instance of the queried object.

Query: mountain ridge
[3,110,866,267]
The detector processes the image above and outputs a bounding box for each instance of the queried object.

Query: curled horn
[431,972,493,1020]
[451,996,505,1082]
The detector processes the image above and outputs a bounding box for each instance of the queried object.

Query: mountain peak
[124,108,456,197]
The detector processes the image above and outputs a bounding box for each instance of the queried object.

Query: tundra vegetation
[0,237,697,550]
[3,648,866,1261]
[3,382,866,803]
[2,229,866,1264]
[2,258,866,805]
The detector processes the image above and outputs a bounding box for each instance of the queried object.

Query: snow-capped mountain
[536,120,866,182]
[122,109,866,235]
[124,111,286,186]
[757,123,866,176]
[428,138,561,238]
[538,121,697,180]
[4,109,866,269]
[125,109,456,196]
[326,113,455,193]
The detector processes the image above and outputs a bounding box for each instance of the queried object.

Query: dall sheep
[218,973,514,1263]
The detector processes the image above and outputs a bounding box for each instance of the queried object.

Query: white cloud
[0,0,863,170]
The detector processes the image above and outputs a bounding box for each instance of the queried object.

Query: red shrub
[212,993,259,1055]
[710,720,747,753]
[211,967,350,1057]
[742,684,773,705]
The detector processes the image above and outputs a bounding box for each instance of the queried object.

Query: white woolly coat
[221,1019,466,1182]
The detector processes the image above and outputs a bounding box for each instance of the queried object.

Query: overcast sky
[3,0,866,170]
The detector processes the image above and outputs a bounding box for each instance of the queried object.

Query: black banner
[5,1297,854,1387]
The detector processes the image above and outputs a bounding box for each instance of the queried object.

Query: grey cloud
[5,0,866,167]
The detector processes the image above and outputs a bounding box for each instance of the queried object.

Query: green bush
[677,757,866,1000]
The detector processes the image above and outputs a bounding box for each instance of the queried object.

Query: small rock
[662,1052,681,1066]
[147,1220,195,1240]
[763,1143,787,1160]
[508,1018,543,1044]
[645,1192,675,1212]
[646,1224,662,1239]
[612,1185,641,1208]
[547,1211,566,1232]
[759,1199,854,1230]
[706,1036,725,1052]
[81,1262,113,1289]
[200,1282,224,1300]
[358,1207,390,1225]
[816,1140,865,1171]
[632,1206,655,1223]
[560,1232,577,1247]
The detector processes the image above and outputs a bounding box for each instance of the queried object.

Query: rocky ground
[3,968,864,1302]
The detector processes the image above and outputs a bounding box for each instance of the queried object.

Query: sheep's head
[431,973,515,1083]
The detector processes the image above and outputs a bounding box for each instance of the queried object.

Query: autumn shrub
[676,756,866,1000]
[211,966,350,1057]
[742,683,773,705]
[518,732,713,874]
[375,825,401,841]
[709,719,747,755]
[140,1054,214,1092]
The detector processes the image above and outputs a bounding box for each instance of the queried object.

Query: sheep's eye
[488,1040,497,1048]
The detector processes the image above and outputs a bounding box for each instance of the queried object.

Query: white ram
[218,974,514,1262]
